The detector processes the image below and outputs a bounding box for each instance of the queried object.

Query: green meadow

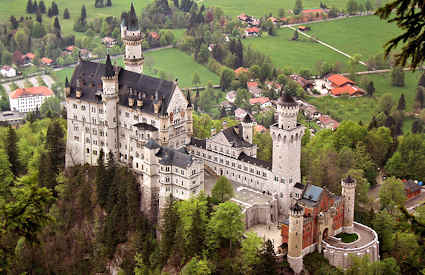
[305,15,400,60]
[243,28,350,73]
[306,71,422,125]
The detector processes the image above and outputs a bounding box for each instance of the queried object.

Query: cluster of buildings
[64,5,380,273]
[312,74,365,97]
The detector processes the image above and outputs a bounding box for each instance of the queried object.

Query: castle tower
[102,54,119,159]
[342,175,357,233]
[122,3,144,74]
[287,203,304,274]
[186,91,193,138]
[241,114,253,144]
[270,92,305,215]
[142,139,161,223]
[159,105,169,146]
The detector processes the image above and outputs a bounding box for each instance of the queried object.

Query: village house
[247,81,263,97]
[326,74,365,97]
[234,107,248,120]
[0,66,16,78]
[249,97,272,109]
[319,115,339,130]
[41,57,54,66]
[0,111,25,128]
[9,86,54,113]
[234,67,249,78]
[220,100,233,113]
[65,45,78,53]
[255,124,266,133]
[102,36,117,47]
[266,81,282,92]
[290,74,313,90]
[403,180,422,200]
[244,27,260,37]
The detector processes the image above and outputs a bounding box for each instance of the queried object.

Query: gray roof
[0,111,25,122]
[294,182,305,190]
[221,125,253,148]
[145,139,160,149]
[68,60,176,115]
[302,184,323,203]
[133,122,158,131]
[190,137,206,149]
[238,152,272,170]
[156,147,194,168]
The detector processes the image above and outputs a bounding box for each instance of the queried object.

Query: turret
[241,114,253,144]
[186,91,193,137]
[137,91,143,107]
[75,79,82,98]
[123,3,144,74]
[128,88,135,107]
[342,175,356,233]
[288,203,304,274]
[277,91,299,130]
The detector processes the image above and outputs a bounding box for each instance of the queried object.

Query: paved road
[287,25,368,67]
[1,75,55,96]
[41,75,54,88]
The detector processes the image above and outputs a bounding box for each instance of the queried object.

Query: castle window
[134,115,138,120]
[73,104,77,109]
[74,136,79,141]
[280,192,283,198]
[101,141,105,146]
[238,164,241,169]
[81,105,86,110]
[281,178,285,183]
[92,107,96,113]
[250,168,254,173]
[274,176,278,182]
[86,148,90,153]
[86,138,90,143]
[85,127,90,133]
[93,129,97,135]
[125,112,129,118]
[93,150,97,155]
[99,108,103,114]
[289,178,293,184]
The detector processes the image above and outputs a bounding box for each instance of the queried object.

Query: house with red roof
[255,124,267,133]
[301,8,326,17]
[326,74,364,97]
[234,108,248,120]
[245,27,260,37]
[41,57,54,66]
[65,45,77,52]
[149,32,160,40]
[247,81,263,97]
[9,86,54,113]
[249,97,272,109]
[319,115,339,130]
[234,67,249,78]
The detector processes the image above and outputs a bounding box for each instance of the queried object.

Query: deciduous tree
[211,176,234,203]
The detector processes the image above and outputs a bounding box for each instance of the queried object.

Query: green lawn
[162,28,186,42]
[52,67,74,84]
[335,232,358,243]
[305,15,400,60]
[202,0,371,18]
[307,71,422,126]
[115,48,219,88]
[0,0,149,37]
[243,28,351,73]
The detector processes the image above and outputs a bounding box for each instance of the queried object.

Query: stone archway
[323,228,329,240]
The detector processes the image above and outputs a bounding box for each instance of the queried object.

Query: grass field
[202,0,372,18]
[0,0,149,37]
[305,15,400,60]
[115,48,219,88]
[243,28,351,73]
[307,71,422,125]
[52,67,74,84]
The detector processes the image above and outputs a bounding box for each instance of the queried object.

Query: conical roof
[186,91,192,107]
[104,54,115,78]
[243,114,252,123]
[278,91,297,106]
[127,3,139,31]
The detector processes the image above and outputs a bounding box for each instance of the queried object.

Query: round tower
[270,92,305,215]
[102,54,119,159]
[123,3,144,74]
[241,114,253,144]
[288,203,304,274]
[342,175,357,233]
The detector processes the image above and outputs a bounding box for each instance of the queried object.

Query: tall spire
[186,91,192,107]
[127,2,138,31]
[104,54,115,78]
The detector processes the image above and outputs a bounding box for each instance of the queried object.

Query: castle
[65,3,379,273]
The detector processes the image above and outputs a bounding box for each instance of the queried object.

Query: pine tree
[418,73,425,87]
[96,149,108,208]
[391,66,405,87]
[81,5,87,22]
[160,195,178,265]
[415,86,424,109]
[26,0,34,13]
[63,8,70,19]
[38,152,56,191]
[412,120,423,134]
[32,0,38,13]
[366,81,375,97]
[47,7,52,17]
[46,119,65,174]
[254,240,278,275]
[10,16,19,29]
[53,16,61,37]
[6,126,20,177]
[368,116,378,130]
[397,93,406,110]
[106,0,112,7]
[187,206,205,257]
[39,0,46,13]
[51,1,59,16]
